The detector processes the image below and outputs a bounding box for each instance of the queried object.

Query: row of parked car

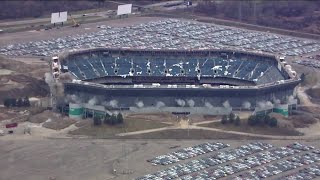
[293,59,320,69]
[232,152,320,180]
[136,142,273,180]
[182,146,300,180]
[1,19,320,57]
[287,142,316,151]
[281,164,320,180]
[147,142,229,166]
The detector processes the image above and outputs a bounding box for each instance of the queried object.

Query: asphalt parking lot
[136,141,320,180]
[147,142,230,166]
[1,18,320,57]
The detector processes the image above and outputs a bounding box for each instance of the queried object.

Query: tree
[93,116,102,126]
[117,113,124,124]
[16,98,23,107]
[3,98,16,107]
[221,115,228,124]
[110,115,117,125]
[255,114,264,125]
[235,116,240,126]
[300,73,306,82]
[264,115,271,125]
[9,98,17,107]
[269,117,278,127]
[3,98,10,107]
[23,96,31,107]
[228,113,236,123]
[103,116,110,125]
[248,115,257,126]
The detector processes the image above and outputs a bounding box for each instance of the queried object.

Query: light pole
[187,118,190,137]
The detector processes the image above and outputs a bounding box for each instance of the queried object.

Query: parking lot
[279,164,320,180]
[293,58,320,69]
[136,142,320,180]
[1,138,320,180]
[1,19,320,57]
[147,142,230,166]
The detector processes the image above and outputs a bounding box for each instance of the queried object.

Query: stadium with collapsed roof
[52,48,300,116]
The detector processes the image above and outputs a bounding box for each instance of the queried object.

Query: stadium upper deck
[57,48,300,110]
[59,48,289,86]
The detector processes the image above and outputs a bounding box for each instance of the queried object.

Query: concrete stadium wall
[63,84,296,112]
[129,107,232,115]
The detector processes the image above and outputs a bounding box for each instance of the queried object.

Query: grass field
[69,118,170,138]
[123,129,267,140]
[198,121,303,136]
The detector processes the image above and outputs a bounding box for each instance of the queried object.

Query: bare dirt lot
[0,56,48,78]
[306,86,320,104]
[0,138,319,180]
[0,55,49,103]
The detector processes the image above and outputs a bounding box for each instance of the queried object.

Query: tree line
[221,113,277,127]
[248,114,277,127]
[93,113,124,126]
[195,0,320,33]
[3,97,31,107]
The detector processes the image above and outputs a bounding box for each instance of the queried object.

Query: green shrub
[269,117,278,127]
[93,116,102,126]
[228,113,235,123]
[235,116,240,126]
[221,115,228,124]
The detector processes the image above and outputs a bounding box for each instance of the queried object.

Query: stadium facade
[52,48,300,116]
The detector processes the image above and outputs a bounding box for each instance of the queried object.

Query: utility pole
[187,117,190,137]
[253,1,257,23]
[238,1,242,22]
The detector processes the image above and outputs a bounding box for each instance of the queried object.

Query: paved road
[0,0,192,28]
[116,126,176,136]
[0,0,149,28]
[0,10,113,27]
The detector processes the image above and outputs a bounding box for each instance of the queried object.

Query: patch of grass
[198,121,303,136]
[69,118,170,138]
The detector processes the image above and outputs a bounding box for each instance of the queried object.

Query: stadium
[53,47,301,116]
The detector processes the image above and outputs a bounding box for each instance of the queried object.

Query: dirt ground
[27,110,76,130]
[0,108,320,180]
[0,56,49,78]
[0,138,319,180]
[0,56,49,103]
[306,87,320,104]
